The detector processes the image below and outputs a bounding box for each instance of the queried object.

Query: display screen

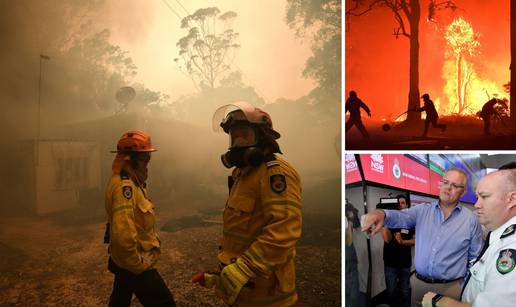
[359,154,485,204]
[345,154,362,184]
[409,193,438,208]
[408,154,428,165]
[360,154,433,195]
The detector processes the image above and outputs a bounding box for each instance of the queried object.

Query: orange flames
[436,17,508,115]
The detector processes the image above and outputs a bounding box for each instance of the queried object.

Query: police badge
[270,174,287,194]
[496,249,516,274]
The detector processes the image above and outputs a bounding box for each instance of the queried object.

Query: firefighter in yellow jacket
[105,130,175,307]
[193,102,302,306]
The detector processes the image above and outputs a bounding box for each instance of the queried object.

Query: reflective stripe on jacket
[105,173,160,274]
[218,156,302,306]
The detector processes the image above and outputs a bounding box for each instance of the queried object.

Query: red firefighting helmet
[110,130,157,153]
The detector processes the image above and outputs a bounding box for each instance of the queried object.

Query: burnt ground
[346,116,516,149]
[0,206,340,306]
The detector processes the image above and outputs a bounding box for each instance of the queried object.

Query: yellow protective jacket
[105,171,161,275]
[218,156,302,306]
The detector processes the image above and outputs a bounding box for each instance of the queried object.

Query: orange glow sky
[94,0,315,103]
[345,0,510,119]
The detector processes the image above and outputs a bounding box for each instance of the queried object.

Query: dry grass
[0,213,340,306]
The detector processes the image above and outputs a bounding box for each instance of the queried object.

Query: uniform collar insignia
[500,224,516,239]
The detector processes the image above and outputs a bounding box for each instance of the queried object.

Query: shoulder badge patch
[496,249,516,274]
[122,186,133,200]
[270,174,286,194]
[501,224,516,239]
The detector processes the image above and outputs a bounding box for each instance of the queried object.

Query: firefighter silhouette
[345,90,371,139]
[415,93,446,137]
[478,98,508,136]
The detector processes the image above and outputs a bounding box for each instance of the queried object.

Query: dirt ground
[346,117,516,149]
[0,208,340,306]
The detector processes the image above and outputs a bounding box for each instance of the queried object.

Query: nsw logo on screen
[371,154,384,173]
[392,159,401,180]
[345,154,358,172]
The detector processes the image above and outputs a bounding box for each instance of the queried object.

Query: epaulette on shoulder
[266,160,280,168]
[501,224,516,239]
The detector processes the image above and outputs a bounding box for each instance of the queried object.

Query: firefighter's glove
[192,272,218,289]
[216,258,255,305]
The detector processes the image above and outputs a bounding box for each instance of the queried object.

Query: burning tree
[346,0,457,122]
[444,17,480,114]
[440,17,508,116]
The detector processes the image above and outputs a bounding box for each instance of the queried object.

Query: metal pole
[355,154,372,307]
[38,56,42,141]
[36,54,50,166]
[36,55,42,166]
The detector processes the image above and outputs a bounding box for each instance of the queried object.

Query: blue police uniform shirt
[384,201,483,280]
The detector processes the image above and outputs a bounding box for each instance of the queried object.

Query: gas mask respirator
[221,125,264,168]
[221,146,264,168]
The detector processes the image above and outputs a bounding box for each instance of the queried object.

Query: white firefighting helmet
[212,102,281,148]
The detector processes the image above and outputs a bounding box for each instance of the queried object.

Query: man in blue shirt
[361,168,483,307]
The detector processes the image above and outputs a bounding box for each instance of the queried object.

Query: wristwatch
[432,293,444,307]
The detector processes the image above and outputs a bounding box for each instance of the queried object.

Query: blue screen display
[432,154,485,204]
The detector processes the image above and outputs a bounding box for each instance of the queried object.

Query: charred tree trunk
[406,0,421,123]
[457,54,463,113]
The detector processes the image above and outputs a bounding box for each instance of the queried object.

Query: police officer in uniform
[105,130,175,307]
[422,169,516,307]
[192,101,302,306]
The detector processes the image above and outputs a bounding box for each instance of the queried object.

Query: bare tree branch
[345,0,383,31]
[392,8,410,38]
[346,0,383,17]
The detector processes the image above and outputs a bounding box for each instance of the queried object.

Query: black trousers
[482,116,491,135]
[108,258,175,307]
[423,117,446,136]
[346,117,369,138]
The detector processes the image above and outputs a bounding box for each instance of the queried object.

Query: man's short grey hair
[498,169,516,192]
[445,167,469,188]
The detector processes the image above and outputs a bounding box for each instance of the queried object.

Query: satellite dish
[115,86,136,104]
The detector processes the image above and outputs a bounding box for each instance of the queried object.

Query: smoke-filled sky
[0,0,324,139]
[345,0,510,119]
[97,0,315,102]
[0,0,339,175]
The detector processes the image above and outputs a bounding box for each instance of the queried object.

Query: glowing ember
[438,17,508,115]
